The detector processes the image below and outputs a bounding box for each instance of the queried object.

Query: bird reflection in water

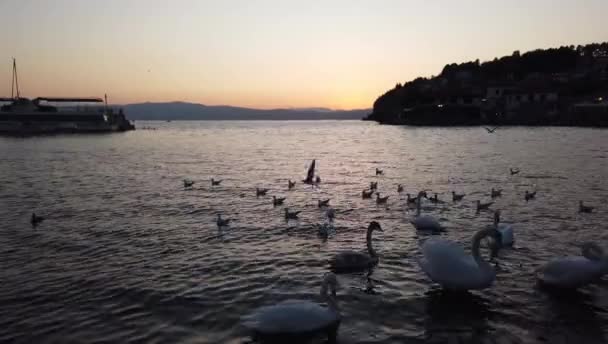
[423,288,494,343]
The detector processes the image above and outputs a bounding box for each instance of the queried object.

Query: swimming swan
[241,273,341,343]
[418,226,501,291]
[329,221,383,272]
[538,243,608,289]
[410,197,442,232]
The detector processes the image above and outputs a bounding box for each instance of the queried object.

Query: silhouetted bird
[476,200,494,211]
[397,184,404,193]
[273,196,286,206]
[284,208,301,220]
[318,199,330,208]
[491,188,503,198]
[211,178,222,186]
[288,180,296,190]
[579,201,594,213]
[510,168,520,175]
[31,213,44,227]
[452,191,465,201]
[256,188,269,197]
[216,214,231,227]
[376,168,383,175]
[484,126,498,133]
[525,190,536,201]
[184,179,195,188]
[376,193,389,204]
[362,189,374,199]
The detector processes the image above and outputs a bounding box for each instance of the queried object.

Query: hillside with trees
[366,43,608,126]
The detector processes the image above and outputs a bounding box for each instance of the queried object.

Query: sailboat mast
[12,58,20,99]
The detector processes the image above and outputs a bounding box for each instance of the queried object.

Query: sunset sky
[1,0,607,109]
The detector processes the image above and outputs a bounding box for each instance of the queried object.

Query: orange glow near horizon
[1,0,607,110]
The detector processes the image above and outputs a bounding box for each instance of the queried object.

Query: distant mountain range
[120,102,369,120]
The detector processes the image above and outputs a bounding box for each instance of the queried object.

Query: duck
[273,196,286,206]
[476,200,494,212]
[211,178,222,186]
[579,201,594,213]
[329,221,383,272]
[493,210,514,247]
[288,180,296,190]
[410,196,443,232]
[318,199,331,208]
[361,189,374,199]
[30,213,45,227]
[417,226,502,291]
[216,214,231,228]
[525,190,536,201]
[397,184,404,193]
[375,193,389,204]
[375,168,383,175]
[256,188,269,197]
[183,179,195,188]
[406,193,418,204]
[241,273,341,343]
[490,188,502,198]
[538,243,608,289]
[370,181,378,190]
[452,191,465,201]
[284,208,301,220]
[510,168,520,175]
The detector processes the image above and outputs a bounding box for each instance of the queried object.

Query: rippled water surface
[1,121,607,344]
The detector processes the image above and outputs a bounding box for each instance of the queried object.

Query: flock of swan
[191,164,602,343]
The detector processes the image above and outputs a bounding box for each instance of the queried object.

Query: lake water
[1,121,607,344]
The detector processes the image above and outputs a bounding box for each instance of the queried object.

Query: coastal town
[367,43,608,126]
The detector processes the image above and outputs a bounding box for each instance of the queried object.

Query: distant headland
[121,102,368,121]
[365,42,608,127]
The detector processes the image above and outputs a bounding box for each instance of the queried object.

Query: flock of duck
[180,161,604,343]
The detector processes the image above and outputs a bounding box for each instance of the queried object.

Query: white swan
[418,226,501,291]
[538,243,608,289]
[329,221,383,272]
[493,210,514,247]
[410,197,442,232]
[241,273,340,343]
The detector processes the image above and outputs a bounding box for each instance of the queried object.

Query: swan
[525,190,536,201]
[476,200,494,211]
[397,184,404,193]
[318,199,330,208]
[329,221,383,272]
[375,193,389,204]
[510,168,520,175]
[452,191,465,201]
[256,188,269,197]
[376,168,383,175]
[284,208,301,220]
[538,243,608,289]
[288,180,296,190]
[418,226,501,291]
[211,178,222,186]
[273,196,286,206]
[31,213,45,227]
[493,210,514,247]
[490,188,502,198]
[361,189,374,199]
[183,179,195,188]
[216,214,231,228]
[579,201,594,213]
[410,197,442,232]
[241,273,341,343]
